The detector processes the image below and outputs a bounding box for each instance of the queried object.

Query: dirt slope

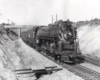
[77,24,100,58]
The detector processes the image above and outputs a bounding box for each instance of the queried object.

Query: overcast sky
[0,0,100,25]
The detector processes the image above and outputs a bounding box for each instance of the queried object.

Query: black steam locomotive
[24,20,81,63]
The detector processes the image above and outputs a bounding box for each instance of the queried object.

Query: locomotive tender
[26,20,80,63]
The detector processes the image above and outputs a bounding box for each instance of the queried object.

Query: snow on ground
[77,24,100,58]
[0,31,84,80]
[80,62,100,73]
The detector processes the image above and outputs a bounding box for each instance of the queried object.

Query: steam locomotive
[24,20,81,63]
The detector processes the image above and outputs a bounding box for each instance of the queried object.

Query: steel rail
[40,51,100,80]
[81,55,100,67]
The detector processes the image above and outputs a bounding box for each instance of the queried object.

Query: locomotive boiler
[26,20,80,63]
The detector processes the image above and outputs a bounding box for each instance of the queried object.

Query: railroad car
[25,20,81,63]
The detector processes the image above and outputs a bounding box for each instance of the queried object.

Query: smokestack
[52,15,53,23]
[56,14,57,21]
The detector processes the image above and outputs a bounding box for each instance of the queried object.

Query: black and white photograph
[0,0,100,80]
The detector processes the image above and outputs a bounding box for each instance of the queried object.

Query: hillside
[76,19,100,59]
[75,18,100,27]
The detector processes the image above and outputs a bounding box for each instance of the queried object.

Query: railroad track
[80,55,100,67]
[39,51,100,80]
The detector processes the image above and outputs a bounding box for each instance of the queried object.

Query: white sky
[0,0,100,25]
